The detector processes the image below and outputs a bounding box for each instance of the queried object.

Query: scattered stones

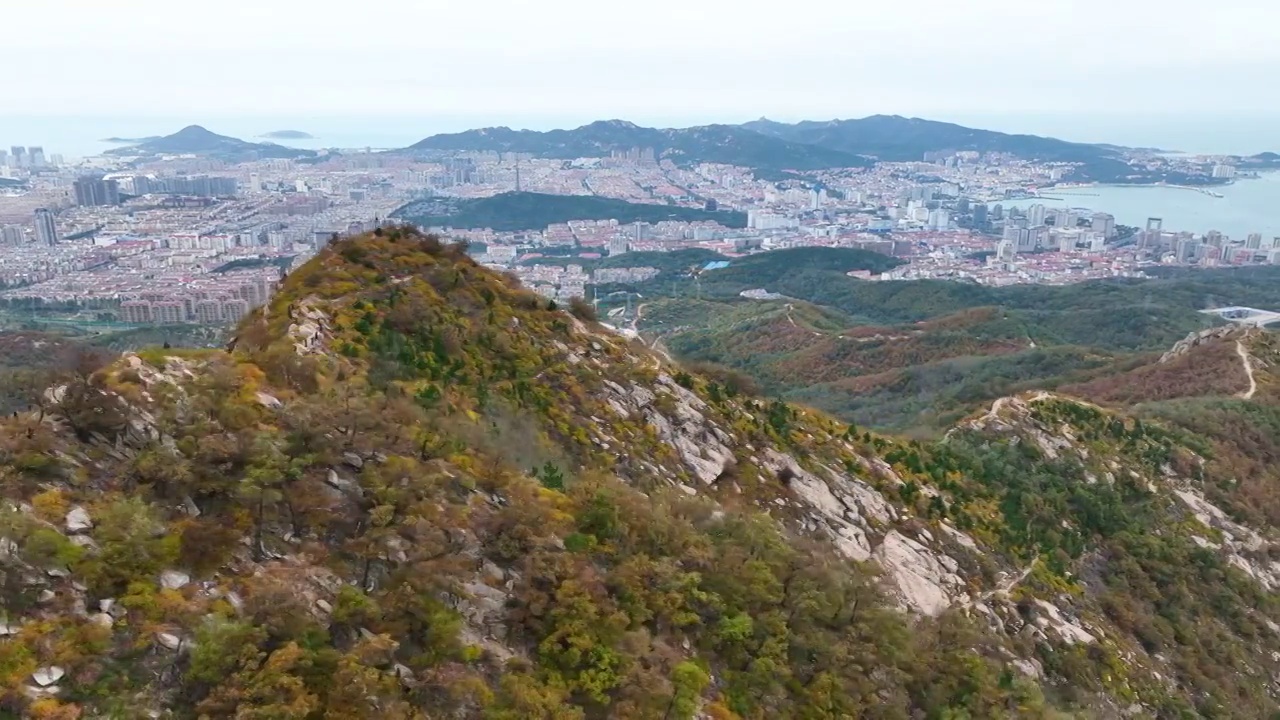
[315,599,333,614]
[342,452,364,470]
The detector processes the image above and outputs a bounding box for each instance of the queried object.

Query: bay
[992,172,1280,240]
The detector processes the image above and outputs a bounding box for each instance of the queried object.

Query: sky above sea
[2,114,1278,161]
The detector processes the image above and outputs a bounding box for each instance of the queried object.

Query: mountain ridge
[403,115,1150,178]
[407,119,873,171]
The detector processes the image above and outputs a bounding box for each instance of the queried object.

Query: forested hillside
[1,230,1279,718]
[622,251,1280,432]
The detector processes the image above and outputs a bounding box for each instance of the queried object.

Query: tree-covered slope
[394,191,746,232]
[622,263,1280,432]
[2,228,1279,718]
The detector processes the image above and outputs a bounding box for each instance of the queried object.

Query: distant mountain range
[108,125,317,161]
[742,115,1115,164]
[404,115,1160,180]
[408,119,872,173]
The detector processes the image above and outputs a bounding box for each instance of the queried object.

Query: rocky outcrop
[1159,325,1240,363]
[873,531,965,617]
[288,298,333,355]
[1174,486,1280,589]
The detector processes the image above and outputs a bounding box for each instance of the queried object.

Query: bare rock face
[1174,486,1280,589]
[1031,600,1096,645]
[873,531,964,617]
[762,450,873,561]
[450,580,518,663]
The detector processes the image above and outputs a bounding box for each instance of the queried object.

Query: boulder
[255,392,283,409]
[65,506,93,534]
[159,570,190,590]
[31,667,64,687]
[156,632,183,651]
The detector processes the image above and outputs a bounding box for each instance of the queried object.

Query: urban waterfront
[999,171,1280,239]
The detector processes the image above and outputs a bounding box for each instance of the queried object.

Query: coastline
[1050,183,1226,198]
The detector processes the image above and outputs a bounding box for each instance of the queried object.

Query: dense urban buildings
[0,125,1276,330]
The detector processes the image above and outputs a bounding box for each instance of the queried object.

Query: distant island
[101,136,161,144]
[260,130,315,140]
[105,125,317,162]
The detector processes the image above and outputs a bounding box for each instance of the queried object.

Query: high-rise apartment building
[28,147,45,168]
[74,176,122,207]
[33,208,58,246]
[119,301,153,324]
[152,301,187,324]
[1090,212,1115,238]
[9,147,26,168]
[220,299,250,323]
[193,300,223,324]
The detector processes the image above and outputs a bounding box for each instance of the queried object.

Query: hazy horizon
[2,112,1279,159]
[6,0,1278,137]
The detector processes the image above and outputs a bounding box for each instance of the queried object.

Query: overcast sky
[3,0,1274,132]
